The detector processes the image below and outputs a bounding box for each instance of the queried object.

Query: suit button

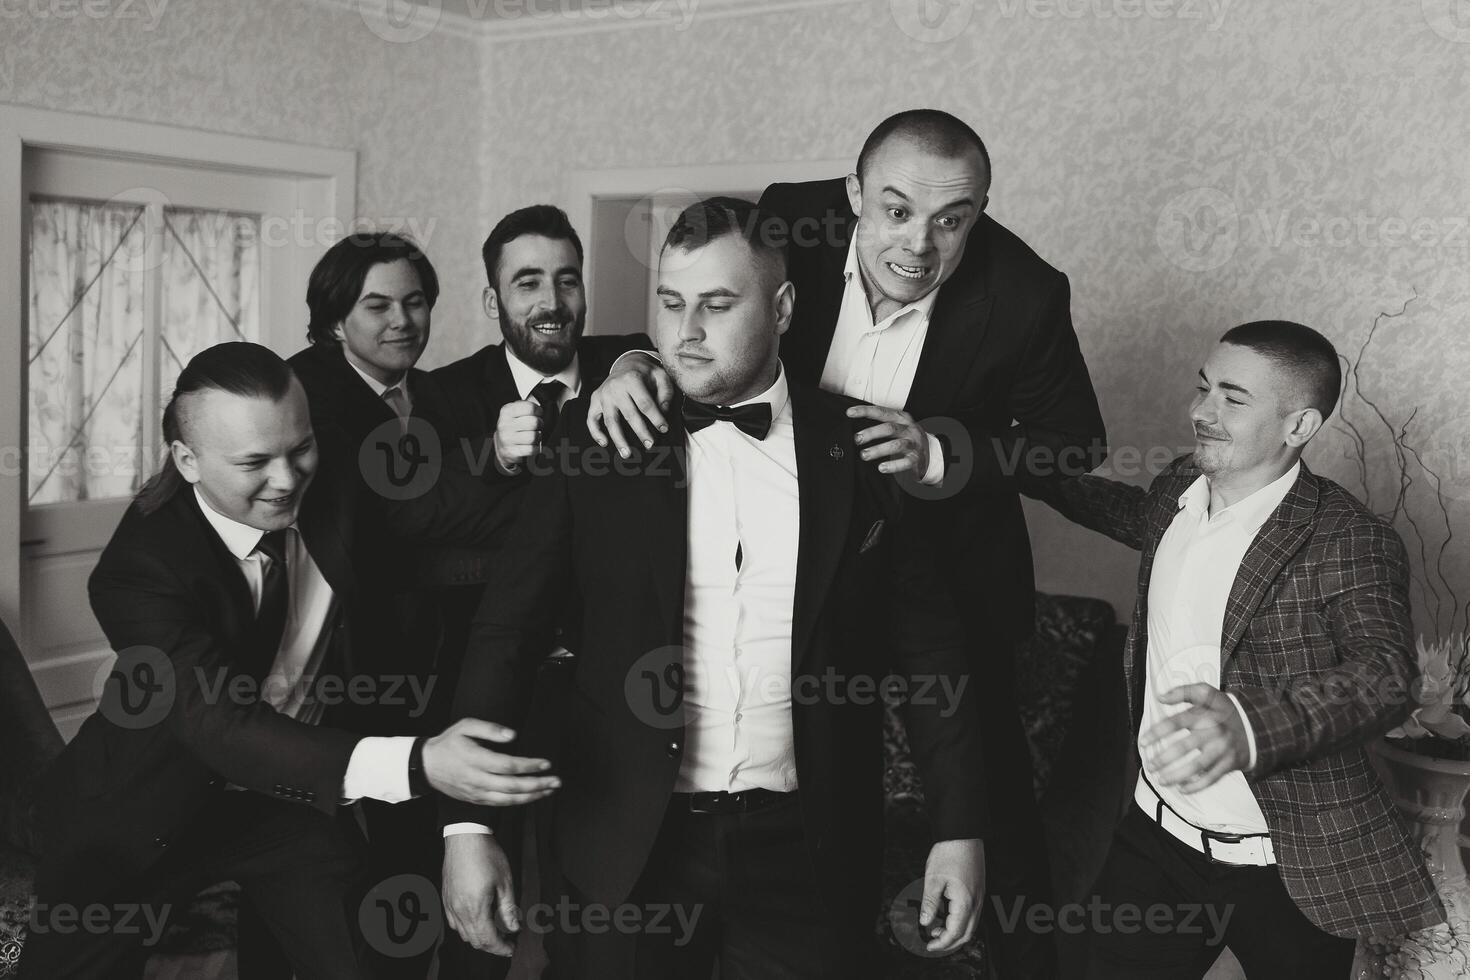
[153,837,169,848]
[666,741,681,757]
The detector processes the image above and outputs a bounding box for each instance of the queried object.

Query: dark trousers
[22,791,370,980]
[973,646,1058,980]
[543,794,880,980]
[1084,805,1355,979]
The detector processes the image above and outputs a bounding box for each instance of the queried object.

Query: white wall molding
[304,0,862,44]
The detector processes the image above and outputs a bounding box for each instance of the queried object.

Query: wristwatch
[408,736,430,797]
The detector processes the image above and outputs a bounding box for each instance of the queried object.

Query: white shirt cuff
[609,349,661,373]
[919,432,946,486]
[444,823,494,838]
[1225,693,1258,771]
[339,736,415,804]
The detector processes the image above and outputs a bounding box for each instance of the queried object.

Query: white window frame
[0,104,356,627]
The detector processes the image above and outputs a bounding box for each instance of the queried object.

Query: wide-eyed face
[845,137,989,312]
[334,259,431,385]
[488,234,586,374]
[654,234,792,407]
[1190,342,1313,484]
[173,380,318,531]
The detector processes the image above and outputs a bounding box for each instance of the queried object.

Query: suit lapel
[784,215,850,383]
[1220,466,1319,665]
[789,383,854,673]
[905,219,994,417]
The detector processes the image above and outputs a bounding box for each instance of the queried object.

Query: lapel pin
[829,444,844,460]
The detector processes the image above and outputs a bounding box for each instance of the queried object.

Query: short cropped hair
[856,109,991,184]
[482,204,584,289]
[305,232,439,346]
[1220,320,1342,419]
[662,196,788,282]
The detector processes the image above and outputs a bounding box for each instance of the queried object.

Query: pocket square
[859,519,885,554]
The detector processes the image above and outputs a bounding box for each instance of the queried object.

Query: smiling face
[488,233,587,375]
[846,137,989,317]
[1191,342,1321,494]
[333,259,431,385]
[173,380,318,531]
[654,234,793,407]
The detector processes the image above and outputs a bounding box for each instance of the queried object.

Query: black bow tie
[683,399,773,440]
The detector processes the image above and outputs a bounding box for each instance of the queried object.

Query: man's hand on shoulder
[587,352,674,457]
[421,718,560,806]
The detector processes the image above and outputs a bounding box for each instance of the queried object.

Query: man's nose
[903,222,933,255]
[264,457,300,491]
[677,311,704,342]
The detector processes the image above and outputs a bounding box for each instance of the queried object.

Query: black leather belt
[675,788,795,814]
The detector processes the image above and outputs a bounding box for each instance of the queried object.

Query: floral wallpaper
[4,0,1468,634]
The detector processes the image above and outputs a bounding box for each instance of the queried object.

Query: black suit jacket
[430,333,651,457]
[42,442,374,886]
[288,341,460,451]
[759,179,1107,641]
[447,385,985,927]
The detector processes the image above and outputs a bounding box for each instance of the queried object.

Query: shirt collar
[194,486,285,561]
[505,345,582,401]
[1179,461,1302,531]
[842,233,941,330]
[725,360,792,425]
[344,356,406,398]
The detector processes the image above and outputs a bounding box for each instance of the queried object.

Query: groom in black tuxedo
[587,110,1108,978]
[439,198,987,979]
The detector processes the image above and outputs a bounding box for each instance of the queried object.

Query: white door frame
[564,158,851,335]
[0,103,355,632]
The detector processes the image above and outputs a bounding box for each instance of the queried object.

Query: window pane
[159,207,261,379]
[27,197,148,505]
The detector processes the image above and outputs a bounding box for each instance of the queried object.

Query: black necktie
[251,529,289,669]
[683,400,773,440]
[532,380,567,438]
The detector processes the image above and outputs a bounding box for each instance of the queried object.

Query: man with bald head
[588,108,1107,977]
[1034,322,1444,976]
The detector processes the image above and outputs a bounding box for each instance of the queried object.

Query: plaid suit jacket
[1044,455,1444,938]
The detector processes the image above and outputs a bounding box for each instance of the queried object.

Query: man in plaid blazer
[1036,321,1443,978]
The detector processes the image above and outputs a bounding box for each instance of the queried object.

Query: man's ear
[1284,408,1324,449]
[331,320,346,344]
[845,172,862,218]
[482,286,501,324]
[172,440,201,484]
[774,280,796,337]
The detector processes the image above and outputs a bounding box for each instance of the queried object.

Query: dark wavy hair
[481,204,584,289]
[135,342,296,515]
[305,231,439,346]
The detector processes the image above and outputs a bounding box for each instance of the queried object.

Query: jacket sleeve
[88,545,360,815]
[1231,517,1419,778]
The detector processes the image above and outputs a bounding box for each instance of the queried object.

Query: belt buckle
[1201,831,1248,865]
[688,791,730,814]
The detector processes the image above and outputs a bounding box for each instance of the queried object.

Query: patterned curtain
[27,198,147,505]
[26,200,261,506]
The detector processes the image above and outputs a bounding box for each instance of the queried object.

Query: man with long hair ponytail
[22,343,561,980]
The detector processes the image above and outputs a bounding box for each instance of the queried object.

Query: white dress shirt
[504,346,582,406]
[346,358,413,415]
[819,234,946,486]
[1136,463,1299,834]
[676,364,800,793]
[195,488,414,804]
